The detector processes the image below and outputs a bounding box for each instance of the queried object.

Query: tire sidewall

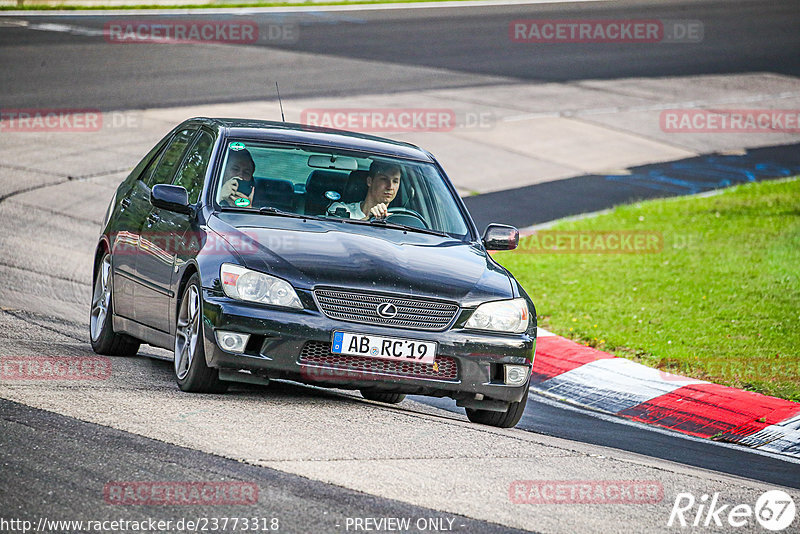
[466,377,530,428]
[90,253,115,352]
[174,273,225,393]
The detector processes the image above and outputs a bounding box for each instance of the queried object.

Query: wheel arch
[92,238,111,282]
[174,262,200,320]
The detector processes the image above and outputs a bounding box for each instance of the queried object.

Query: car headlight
[464,298,529,333]
[220,263,302,309]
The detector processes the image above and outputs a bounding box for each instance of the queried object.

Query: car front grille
[314,288,458,331]
[299,341,459,381]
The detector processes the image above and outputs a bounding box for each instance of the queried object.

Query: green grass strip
[496,177,800,401]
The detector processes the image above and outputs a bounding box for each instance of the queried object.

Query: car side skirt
[113,314,172,351]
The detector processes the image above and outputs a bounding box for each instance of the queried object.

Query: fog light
[504,364,529,386]
[215,330,250,354]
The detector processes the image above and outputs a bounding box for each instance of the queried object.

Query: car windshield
[214,140,471,239]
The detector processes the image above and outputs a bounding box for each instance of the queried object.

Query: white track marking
[536,357,705,413]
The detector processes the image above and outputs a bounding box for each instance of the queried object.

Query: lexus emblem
[376,302,398,319]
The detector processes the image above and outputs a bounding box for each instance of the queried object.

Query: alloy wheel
[175,285,200,380]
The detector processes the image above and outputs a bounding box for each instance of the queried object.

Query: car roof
[188,117,435,162]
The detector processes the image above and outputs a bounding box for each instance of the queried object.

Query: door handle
[120,198,131,209]
[146,212,161,225]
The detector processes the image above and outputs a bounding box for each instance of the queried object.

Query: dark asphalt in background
[464,142,800,229]
[0,398,528,534]
[1,0,798,110]
[250,0,800,81]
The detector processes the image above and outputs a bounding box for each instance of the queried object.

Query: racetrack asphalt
[2,0,800,110]
[463,142,800,230]
[0,397,525,534]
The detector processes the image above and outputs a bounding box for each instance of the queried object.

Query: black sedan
[90,118,537,428]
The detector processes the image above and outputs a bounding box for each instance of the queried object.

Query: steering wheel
[386,207,429,229]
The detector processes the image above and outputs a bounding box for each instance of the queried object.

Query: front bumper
[201,290,536,404]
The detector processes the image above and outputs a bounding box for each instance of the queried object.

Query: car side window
[145,128,197,188]
[128,136,168,184]
[173,131,214,204]
[136,147,164,184]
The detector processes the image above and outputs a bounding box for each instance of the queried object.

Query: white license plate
[331,331,437,364]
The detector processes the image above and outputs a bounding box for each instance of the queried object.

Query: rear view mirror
[307,154,358,171]
[483,223,519,251]
[151,184,191,214]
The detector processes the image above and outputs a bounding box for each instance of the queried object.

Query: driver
[327,161,401,219]
[218,148,256,207]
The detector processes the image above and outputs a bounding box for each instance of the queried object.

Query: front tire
[174,274,228,393]
[90,253,140,356]
[465,389,529,428]
[360,389,406,404]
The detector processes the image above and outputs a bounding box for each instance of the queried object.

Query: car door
[134,127,197,329]
[111,138,170,320]
[136,129,215,331]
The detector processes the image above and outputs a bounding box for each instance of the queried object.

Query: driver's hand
[230,188,254,206]
[368,203,388,219]
[220,178,239,202]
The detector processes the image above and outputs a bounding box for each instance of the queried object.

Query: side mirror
[151,184,191,214]
[482,223,519,251]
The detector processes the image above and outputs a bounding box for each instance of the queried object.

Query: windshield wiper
[345,217,450,238]
[219,205,321,221]
[257,206,319,220]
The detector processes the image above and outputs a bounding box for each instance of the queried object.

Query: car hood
[208,215,513,305]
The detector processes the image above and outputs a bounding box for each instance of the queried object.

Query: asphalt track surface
[414,395,800,489]
[464,142,800,229]
[0,0,799,110]
[0,398,522,534]
[1,0,800,531]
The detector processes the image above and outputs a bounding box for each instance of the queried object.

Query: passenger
[327,161,402,219]
[219,149,256,207]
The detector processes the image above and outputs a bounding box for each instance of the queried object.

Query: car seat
[252,177,296,212]
[304,170,349,215]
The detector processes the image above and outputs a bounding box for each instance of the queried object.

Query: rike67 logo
[668,490,796,531]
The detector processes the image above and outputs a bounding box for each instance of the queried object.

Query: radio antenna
[275,81,285,122]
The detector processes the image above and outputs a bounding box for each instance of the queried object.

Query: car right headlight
[220,263,302,309]
[464,298,529,333]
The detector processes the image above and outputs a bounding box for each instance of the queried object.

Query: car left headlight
[220,263,302,309]
[464,298,529,333]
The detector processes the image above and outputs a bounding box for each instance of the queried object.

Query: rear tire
[90,253,140,356]
[174,273,228,393]
[465,389,529,429]
[360,389,406,404]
